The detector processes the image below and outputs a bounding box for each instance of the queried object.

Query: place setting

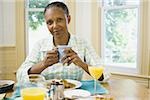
[0,80,15,99]
[7,69,109,100]
[0,80,15,94]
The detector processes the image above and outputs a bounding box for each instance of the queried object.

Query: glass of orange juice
[88,65,104,95]
[21,87,47,100]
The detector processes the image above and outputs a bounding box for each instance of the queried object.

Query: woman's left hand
[61,48,83,66]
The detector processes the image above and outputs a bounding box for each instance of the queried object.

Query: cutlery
[71,95,91,99]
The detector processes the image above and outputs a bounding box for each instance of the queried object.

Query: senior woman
[17,1,107,83]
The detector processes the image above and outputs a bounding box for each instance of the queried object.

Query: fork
[71,95,91,99]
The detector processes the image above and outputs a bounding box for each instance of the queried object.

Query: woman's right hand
[42,48,59,68]
[28,48,59,74]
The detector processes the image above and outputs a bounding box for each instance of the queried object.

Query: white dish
[0,80,14,88]
[65,79,82,90]
[0,80,15,93]
[64,89,91,99]
[46,79,82,90]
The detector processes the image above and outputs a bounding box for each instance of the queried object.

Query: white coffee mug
[57,45,71,62]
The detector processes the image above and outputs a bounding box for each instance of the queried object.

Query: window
[26,0,144,74]
[100,0,140,73]
[26,0,50,54]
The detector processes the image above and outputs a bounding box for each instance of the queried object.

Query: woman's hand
[28,48,59,74]
[61,48,83,66]
[42,48,59,68]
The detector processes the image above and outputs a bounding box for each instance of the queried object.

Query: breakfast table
[103,78,150,100]
[3,78,150,100]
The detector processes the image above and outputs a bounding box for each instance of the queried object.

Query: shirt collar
[40,34,75,51]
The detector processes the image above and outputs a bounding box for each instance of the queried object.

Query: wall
[0,47,16,80]
[65,0,76,34]
[147,0,150,76]
[0,0,17,81]
[91,0,101,54]
[75,0,92,44]
[0,1,3,44]
[139,0,150,75]
[0,0,16,46]
[75,0,100,54]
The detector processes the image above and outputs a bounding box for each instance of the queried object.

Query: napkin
[80,80,108,95]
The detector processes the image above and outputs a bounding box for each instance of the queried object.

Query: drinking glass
[21,74,46,89]
[88,65,104,95]
[20,74,48,100]
[21,87,46,100]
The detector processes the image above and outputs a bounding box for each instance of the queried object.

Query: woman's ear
[67,15,71,24]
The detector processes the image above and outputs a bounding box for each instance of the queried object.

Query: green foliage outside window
[104,8,137,63]
[28,0,50,30]
[29,0,50,8]
[29,12,45,30]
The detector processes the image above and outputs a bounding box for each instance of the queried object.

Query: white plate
[65,79,82,90]
[0,80,14,88]
[0,80,15,93]
[46,79,82,90]
[64,89,91,99]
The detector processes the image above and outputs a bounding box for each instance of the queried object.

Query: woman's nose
[53,21,58,28]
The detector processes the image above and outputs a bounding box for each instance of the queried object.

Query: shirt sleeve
[16,41,41,84]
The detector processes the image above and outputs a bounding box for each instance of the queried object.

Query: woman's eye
[57,18,63,22]
[47,20,53,25]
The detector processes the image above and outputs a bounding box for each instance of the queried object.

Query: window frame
[25,0,46,54]
[100,1,140,74]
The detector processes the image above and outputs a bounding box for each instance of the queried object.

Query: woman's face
[44,7,70,38]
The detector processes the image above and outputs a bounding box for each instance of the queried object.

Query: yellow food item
[61,79,76,89]
[21,88,45,100]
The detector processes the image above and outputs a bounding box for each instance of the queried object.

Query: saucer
[64,89,91,99]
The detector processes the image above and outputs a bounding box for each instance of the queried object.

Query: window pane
[104,8,138,68]
[28,11,45,30]
[103,0,139,6]
[28,11,49,53]
[29,0,50,8]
